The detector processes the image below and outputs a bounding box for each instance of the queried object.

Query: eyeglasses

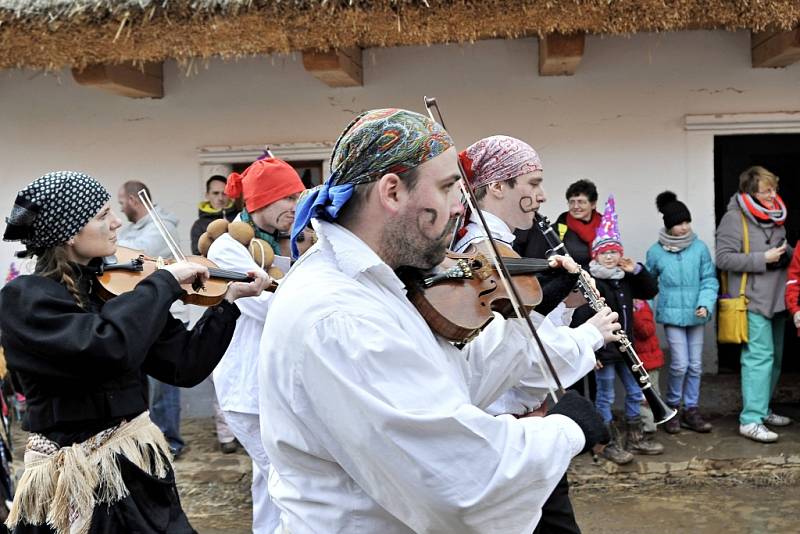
[754,187,777,198]
[568,199,590,207]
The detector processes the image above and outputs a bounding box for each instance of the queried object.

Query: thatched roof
[1,1,799,70]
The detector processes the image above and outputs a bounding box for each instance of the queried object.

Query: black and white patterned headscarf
[3,171,110,249]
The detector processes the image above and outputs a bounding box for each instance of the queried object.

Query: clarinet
[535,214,677,424]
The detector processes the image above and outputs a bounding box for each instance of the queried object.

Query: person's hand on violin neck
[546,254,580,274]
[163,261,210,287]
[586,306,622,345]
[224,269,272,303]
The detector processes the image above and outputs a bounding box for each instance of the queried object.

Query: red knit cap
[225,158,305,213]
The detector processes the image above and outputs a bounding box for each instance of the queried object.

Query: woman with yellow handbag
[715,166,792,443]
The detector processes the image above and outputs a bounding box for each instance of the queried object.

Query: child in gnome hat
[573,195,661,464]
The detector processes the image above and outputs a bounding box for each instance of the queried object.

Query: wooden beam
[302,47,363,87]
[751,27,800,68]
[539,33,585,76]
[71,61,163,98]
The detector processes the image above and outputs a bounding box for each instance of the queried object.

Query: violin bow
[423,97,564,403]
[137,189,187,263]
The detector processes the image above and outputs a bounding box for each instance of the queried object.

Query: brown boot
[601,422,634,465]
[663,406,681,434]
[680,407,712,433]
[626,417,664,455]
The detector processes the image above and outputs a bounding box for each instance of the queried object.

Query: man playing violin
[206,156,305,534]
[0,171,270,533]
[454,135,615,534]
[259,108,613,533]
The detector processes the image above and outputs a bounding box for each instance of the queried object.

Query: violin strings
[208,267,251,280]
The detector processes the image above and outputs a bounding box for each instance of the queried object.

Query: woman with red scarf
[513,179,601,269]
[716,166,793,444]
[553,179,602,269]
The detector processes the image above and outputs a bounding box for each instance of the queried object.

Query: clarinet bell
[645,385,678,425]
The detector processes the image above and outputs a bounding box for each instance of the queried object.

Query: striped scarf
[737,193,786,227]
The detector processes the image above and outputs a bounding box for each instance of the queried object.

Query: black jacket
[551,212,594,270]
[572,266,659,364]
[514,212,594,270]
[0,265,240,446]
[189,206,240,255]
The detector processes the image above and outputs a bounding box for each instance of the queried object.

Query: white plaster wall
[1,30,799,376]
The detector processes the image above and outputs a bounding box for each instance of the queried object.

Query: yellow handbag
[717,212,749,344]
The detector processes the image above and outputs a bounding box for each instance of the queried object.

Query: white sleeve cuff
[542,413,586,456]
[576,322,605,352]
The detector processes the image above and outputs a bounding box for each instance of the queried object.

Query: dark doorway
[714,133,800,373]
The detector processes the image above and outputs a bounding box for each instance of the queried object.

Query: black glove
[546,390,610,454]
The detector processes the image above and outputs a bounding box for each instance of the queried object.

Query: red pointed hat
[225,158,305,213]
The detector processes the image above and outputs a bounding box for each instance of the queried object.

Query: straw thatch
[1,1,799,70]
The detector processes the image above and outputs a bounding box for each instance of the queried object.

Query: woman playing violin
[0,171,269,534]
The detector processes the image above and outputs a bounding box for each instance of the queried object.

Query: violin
[95,246,275,306]
[400,240,552,343]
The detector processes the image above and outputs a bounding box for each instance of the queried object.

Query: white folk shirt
[208,232,274,414]
[259,220,593,534]
[454,210,603,416]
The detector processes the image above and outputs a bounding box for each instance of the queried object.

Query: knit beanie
[656,191,691,229]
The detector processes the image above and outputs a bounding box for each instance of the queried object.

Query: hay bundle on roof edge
[0,0,798,70]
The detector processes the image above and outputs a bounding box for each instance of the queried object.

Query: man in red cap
[207,157,305,534]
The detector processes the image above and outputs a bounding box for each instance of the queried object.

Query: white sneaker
[739,423,778,443]
[764,413,792,427]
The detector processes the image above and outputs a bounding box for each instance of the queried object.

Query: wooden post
[539,33,585,76]
[751,27,800,68]
[72,61,164,98]
[302,47,363,87]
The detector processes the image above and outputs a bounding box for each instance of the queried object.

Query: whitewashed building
[1,1,799,379]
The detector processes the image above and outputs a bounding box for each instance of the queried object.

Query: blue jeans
[149,377,184,453]
[665,325,705,409]
[595,362,644,424]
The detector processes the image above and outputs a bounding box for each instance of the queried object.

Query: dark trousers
[533,474,581,534]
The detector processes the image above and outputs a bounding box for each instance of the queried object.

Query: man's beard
[382,210,458,270]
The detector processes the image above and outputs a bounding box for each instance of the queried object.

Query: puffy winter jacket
[646,237,719,327]
[632,299,664,371]
[786,242,800,335]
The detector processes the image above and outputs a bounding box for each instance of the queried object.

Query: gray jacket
[118,205,180,259]
[715,195,792,318]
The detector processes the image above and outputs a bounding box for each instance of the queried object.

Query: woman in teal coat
[646,192,719,434]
